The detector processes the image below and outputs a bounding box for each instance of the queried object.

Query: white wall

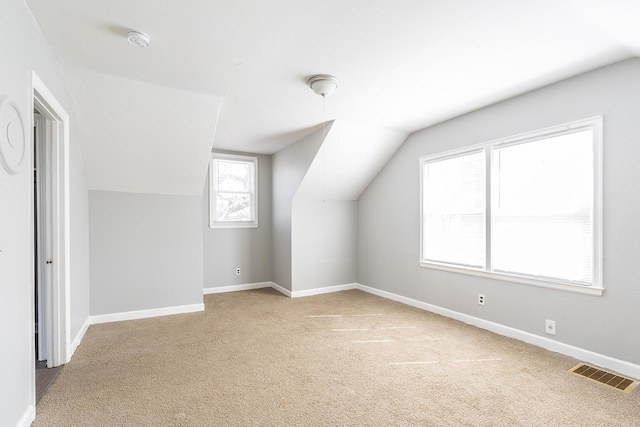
[69,126,92,347]
[89,191,203,316]
[357,58,640,366]
[271,127,327,290]
[0,1,90,425]
[282,120,405,293]
[203,153,272,289]
[292,199,357,291]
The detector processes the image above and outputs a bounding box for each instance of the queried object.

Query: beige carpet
[34,289,639,426]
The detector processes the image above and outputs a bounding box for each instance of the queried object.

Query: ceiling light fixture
[307,74,339,204]
[307,74,339,97]
[127,30,150,48]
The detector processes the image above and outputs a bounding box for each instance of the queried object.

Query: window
[420,117,603,295]
[422,150,486,268]
[209,153,258,228]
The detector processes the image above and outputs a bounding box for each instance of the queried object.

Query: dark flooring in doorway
[36,361,62,404]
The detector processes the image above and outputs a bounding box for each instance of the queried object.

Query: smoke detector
[127,30,150,48]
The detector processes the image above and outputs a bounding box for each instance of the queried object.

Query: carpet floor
[33,289,639,426]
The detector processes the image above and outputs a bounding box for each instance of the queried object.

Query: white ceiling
[24,0,640,195]
[296,121,407,200]
[62,66,222,195]
[27,0,640,153]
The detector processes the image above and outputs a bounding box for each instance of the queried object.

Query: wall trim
[355,283,640,380]
[90,303,204,325]
[205,282,357,299]
[16,405,35,427]
[270,282,291,297]
[204,282,272,295]
[70,316,91,356]
[290,283,357,298]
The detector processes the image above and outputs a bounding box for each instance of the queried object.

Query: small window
[420,116,603,295]
[209,153,258,228]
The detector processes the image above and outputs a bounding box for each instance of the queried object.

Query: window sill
[209,223,258,229]
[419,261,604,296]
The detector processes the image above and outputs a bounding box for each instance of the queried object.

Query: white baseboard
[90,303,205,325]
[270,282,291,297]
[70,316,91,356]
[16,405,35,427]
[291,283,357,298]
[355,283,640,380]
[204,282,272,295]
[268,282,357,298]
[205,281,357,299]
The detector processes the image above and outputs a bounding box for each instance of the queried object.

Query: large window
[420,117,603,295]
[209,153,258,228]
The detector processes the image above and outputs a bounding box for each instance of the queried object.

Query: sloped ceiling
[296,121,407,201]
[63,66,222,195]
[25,0,640,194]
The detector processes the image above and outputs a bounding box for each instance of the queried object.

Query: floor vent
[569,364,637,392]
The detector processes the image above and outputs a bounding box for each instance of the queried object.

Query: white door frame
[29,71,71,370]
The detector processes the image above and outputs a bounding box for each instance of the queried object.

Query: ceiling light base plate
[308,74,339,97]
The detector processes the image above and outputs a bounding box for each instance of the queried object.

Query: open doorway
[33,111,61,402]
[30,71,71,406]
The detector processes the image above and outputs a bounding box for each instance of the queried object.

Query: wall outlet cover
[545,319,556,335]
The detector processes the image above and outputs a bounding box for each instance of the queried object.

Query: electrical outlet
[478,294,485,306]
[545,319,556,335]
[235,268,241,276]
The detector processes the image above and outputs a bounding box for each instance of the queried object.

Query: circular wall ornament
[0,95,26,174]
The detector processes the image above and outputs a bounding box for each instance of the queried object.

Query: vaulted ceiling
[26,0,640,194]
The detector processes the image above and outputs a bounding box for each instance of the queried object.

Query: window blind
[422,151,486,268]
[491,130,594,284]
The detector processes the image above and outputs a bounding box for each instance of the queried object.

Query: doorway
[33,111,61,402]
[30,71,71,407]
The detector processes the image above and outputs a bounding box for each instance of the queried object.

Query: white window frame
[209,153,258,229]
[419,116,603,296]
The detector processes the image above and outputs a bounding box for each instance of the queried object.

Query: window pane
[209,154,258,228]
[492,130,593,283]
[217,160,251,192]
[216,193,252,222]
[423,151,486,268]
